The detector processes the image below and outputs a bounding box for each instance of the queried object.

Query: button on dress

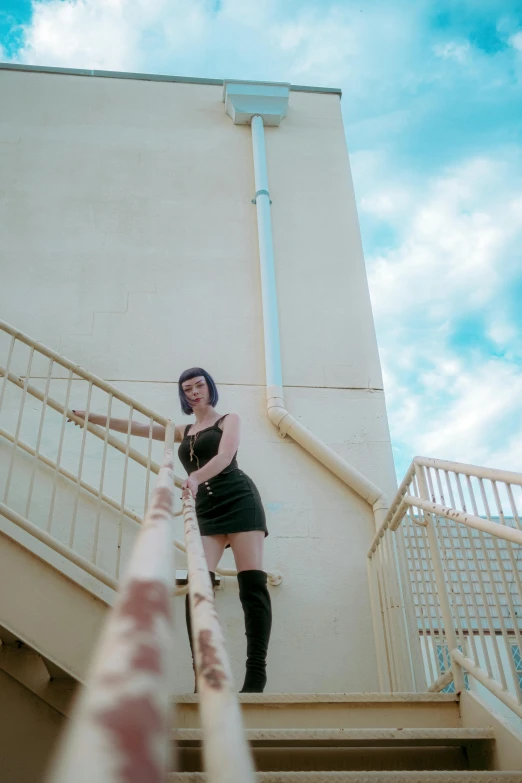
[178,415,268,540]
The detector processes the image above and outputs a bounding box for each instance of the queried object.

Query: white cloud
[12,0,428,95]
[14,0,216,71]
[393,356,522,472]
[433,41,471,64]
[509,31,522,52]
[7,0,522,478]
[418,360,521,458]
[361,153,522,474]
[487,319,518,347]
[364,155,522,321]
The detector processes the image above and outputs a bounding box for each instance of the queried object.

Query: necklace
[189,429,200,469]
[188,415,220,469]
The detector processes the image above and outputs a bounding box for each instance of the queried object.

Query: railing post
[415,463,465,693]
[367,553,392,691]
[389,531,426,692]
[394,532,427,691]
[164,419,175,457]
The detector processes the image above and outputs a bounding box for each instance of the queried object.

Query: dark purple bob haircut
[178,367,219,415]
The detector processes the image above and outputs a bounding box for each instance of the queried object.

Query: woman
[71,367,271,693]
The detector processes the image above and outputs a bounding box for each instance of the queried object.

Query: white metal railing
[368,456,522,718]
[0,319,280,589]
[47,446,178,782]
[47,437,256,782]
[183,488,256,782]
[0,319,172,586]
[1,319,273,779]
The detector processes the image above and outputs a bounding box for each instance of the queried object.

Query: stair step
[177,694,460,704]
[174,727,494,773]
[174,728,494,748]
[175,693,461,730]
[169,774,522,782]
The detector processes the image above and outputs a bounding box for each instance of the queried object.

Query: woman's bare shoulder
[220,412,240,428]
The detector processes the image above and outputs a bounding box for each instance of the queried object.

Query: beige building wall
[0,66,396,693]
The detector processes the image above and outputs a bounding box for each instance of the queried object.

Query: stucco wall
[0,68,396,692]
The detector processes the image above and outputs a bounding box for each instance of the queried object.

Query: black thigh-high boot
[237,569,272,693]
[186,570,216,693]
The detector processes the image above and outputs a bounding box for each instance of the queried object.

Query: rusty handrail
[183,490,257,783]
[46,449,177,783]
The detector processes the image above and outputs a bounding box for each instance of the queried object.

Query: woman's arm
[69,411,184,442]
[184,414,240,492]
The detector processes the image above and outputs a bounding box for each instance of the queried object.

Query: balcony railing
[0,319,271,780]
[368,456,522,718]
[47,438,256,782]
[0,319,281,589]
[0,318,172,587]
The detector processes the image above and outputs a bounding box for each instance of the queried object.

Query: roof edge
[0,62,342,97]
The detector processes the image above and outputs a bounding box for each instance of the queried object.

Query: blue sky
[2,0,521,479]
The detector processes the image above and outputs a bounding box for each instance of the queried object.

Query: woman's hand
[67,409,86,425]
[182,476,199,498]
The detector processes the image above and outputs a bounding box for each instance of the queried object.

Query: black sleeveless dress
[178,415,268,540]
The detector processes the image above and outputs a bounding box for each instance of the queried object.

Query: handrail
[367,455,522,719]
[452,648,522,719]
[415,455,522,486]
[182,489,256,783]
[45,444,258,781]
[0,427,144,526]
[0,501,119,591]
[1,366,166,479]
[46,448,177,782]
[0,319,169,424]
[369,455,522,550]
[403,495,522,546]
[0,320,282,591]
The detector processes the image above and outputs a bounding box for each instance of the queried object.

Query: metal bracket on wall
[175,569,222,588]
[252,189,272,205]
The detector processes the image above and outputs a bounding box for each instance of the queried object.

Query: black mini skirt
[195,468,268,539]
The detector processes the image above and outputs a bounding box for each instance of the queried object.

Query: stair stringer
[0,520,112,683]
[459,689,522,771]
[0,635,76,716]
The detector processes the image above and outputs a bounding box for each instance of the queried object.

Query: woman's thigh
[201,534,228,571]
[228,531,265,572]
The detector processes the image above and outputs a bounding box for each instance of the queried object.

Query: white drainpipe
[224,83,389,529]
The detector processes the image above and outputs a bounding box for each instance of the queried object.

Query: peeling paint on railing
[46,451,177,783]
[182,490,257,783]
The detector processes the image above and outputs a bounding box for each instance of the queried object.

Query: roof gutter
[223,82,389,529]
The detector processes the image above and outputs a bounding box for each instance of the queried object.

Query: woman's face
[182,376,209,409]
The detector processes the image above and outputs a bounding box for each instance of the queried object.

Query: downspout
[224,83,389,529]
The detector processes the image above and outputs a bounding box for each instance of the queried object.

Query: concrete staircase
[3,626,521,783]
[3,614,522,783]
[0,518,113,782]
[1,510,522,781]
[169,693,522,781]
[0,517,111,685]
